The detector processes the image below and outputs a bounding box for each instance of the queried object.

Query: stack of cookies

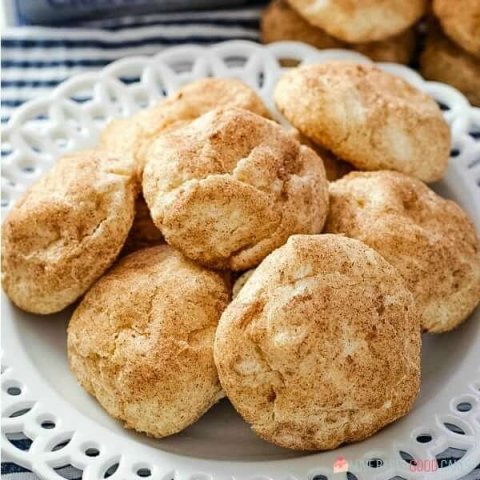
[420,0,480,107]
[261,0,421,64]
[3,65,480,450]
[261,0,480,106]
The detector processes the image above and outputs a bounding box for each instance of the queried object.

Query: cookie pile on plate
[260,0,480,106]
[3,65,480,451]
[420,0,480,107]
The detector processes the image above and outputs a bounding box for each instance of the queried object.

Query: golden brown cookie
[325,171,480,333]
[2,150,137,314]
[99,78,271,177]
[215,234,421,450]
[433,0,480,58]
[262,0,342,49]
[261,0,416,64]
[68,245,231,438]
[286,0,426,43]
[275,62,451,182]
[121,195,164,256]
[143,107,329,271]
[420,26,480,107]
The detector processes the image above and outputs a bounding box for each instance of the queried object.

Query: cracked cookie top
[67,245,231,438]
[325,170,480,333]
[142,107,329,271]
[1,150,137,314]
[99,77,271,178]
[286,0,426,43]
[214,234,421,450]
[274,62,451,183]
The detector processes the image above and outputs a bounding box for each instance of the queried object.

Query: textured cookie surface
[68,245,230,438]
[2,150,136,314]
[143,107,329,270]
[275,62,451,182]
[261,0,416,64]
[99,78,271,176]
[420,26,480,107]
[215,234,421,450]
[433,0,480,58]
[286,0,426,43]
[326,171,480,333]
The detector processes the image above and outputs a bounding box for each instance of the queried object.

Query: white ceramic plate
[1,41,480,480]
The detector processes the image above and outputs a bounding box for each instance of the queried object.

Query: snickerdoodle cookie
[99,78,271,176]
[215,234,421,450]
[325,171,480,333]
[420,26,480,107]
[122,195,164,255]
[142,107,329,270]
[286,0,426,43]
[68,245,230,438]
[433,0,480,58]
[261,0,416,64]
[2,150,136,314]
[275,62,451,182]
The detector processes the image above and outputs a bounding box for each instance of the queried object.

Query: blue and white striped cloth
[2,6,480,480]
[1,4,262,124]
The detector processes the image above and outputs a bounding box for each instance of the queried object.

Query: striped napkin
[1,5,262,124]
[1,5,479,480]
